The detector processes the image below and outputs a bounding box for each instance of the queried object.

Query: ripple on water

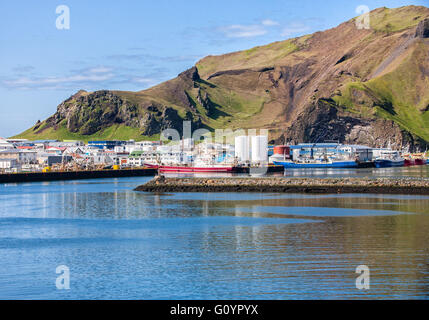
[233,206,413,217]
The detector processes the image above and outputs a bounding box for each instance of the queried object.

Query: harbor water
[1,166,429,299]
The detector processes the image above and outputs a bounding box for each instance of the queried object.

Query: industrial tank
[274,145,290,157]
[234,136,250,162]
[251,136,268,163]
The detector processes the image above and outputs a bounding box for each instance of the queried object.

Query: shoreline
[134,177,429,195]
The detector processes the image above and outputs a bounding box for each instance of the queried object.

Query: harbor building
[0,149,38,164]
[88,141,125,150]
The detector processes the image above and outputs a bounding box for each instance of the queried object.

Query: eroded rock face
[281,98,428,152]
[284,99,363,144]
[40,90,203,137]
[52,91,129,135]
[415,18,429,38]
[179,66,200,82]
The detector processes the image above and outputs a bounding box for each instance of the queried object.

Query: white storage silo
[234,136,250,162]
[251,135,268,163]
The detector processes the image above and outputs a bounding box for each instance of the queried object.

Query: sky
[0,0,427,137]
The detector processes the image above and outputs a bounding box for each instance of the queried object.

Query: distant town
[0,136,428,174]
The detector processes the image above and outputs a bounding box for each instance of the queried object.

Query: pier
[135,177,429,195]
[0,168,157,183]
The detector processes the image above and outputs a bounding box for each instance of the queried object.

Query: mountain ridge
[14,5,429,150]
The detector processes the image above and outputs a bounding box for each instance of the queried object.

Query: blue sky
[0,0,427,137]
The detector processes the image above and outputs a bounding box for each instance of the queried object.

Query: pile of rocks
[134,177,429,195]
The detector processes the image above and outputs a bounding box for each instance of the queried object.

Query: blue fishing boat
[373,150,404,168]
[374,159,405,168]
[273,159,358,169]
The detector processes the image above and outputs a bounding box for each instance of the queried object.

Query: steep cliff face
[282,98,427,150]
[415,18,429,38]
[16,6,429,150]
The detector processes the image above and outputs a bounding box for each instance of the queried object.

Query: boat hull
[404,159,415,166]
[273,160,358,169]
[143,163,159,169]
[357,161,376,168]
[374,159,405,168]
[414,159,426,166]
[159,166,234,173]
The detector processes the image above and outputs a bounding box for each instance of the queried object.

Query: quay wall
[0,168,157,183]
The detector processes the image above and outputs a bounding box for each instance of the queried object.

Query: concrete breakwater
[0,168,157,183]
[135,177,429,195]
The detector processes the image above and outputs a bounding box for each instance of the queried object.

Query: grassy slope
[333,40,429,141]
[331,6,429,141]
[186,82,268,129]
[15,121,160,142]
[196,37,306,79]
[368,6,427,32]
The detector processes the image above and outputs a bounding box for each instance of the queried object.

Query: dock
[0,168,157,183]
[135,177,429,195]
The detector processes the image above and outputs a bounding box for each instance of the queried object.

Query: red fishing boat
[143,163,159,169]
[404,158,415,166]
[409,153,426,166]
[158,165,235,173]
[414,157,426,166]
[142,163,235,173]
[415,159,426,165]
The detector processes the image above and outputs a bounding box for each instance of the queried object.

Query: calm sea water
[1,167,429,300]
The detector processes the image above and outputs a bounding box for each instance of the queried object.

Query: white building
[338,145,373,162]
[48,141,84,148]
[0,150,37,164]
[0,139,15,150]
[0,158,18,170]
[91,154,114,165]
[63,147,85,156]
[128,151,158,167]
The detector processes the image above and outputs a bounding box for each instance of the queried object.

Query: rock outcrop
[415,18,429,38]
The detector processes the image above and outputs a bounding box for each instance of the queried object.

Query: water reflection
[162,165,429,179]
[0,177,429,299]
[282,165,429,179]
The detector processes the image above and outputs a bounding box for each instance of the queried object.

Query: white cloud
[87,66,113,74]
[12,65,35,73]
[132,77,157,84]
[219,24,267,38]
[261,19,279,26]
[1,64,165,91]
[4,72,114,87]
[219,19,284,39]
